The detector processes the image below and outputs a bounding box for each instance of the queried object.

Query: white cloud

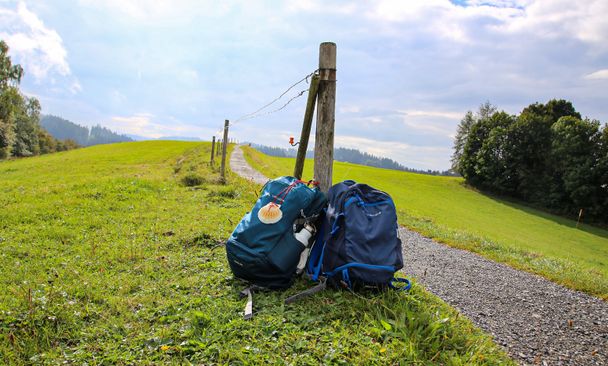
[107,113,210,139]
[369,0,523,42]
[177,68,200,86]
[492,1,608,46]
[400,110,463,120]
[69,80,82,94]
[584,69,608,80]
[286,0,357,15]
[0,2,71,79]
[339,105,361,114]
[337,135,452,170]
[77,0,234,24]
[109,90,127,104]
[369,0,607,47]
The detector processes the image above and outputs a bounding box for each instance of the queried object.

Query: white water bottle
[295,223,315,275]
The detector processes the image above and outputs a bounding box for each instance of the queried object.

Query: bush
[181,173,206,187]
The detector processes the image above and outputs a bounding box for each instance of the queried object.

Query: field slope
[0,141,512,364]
[243,146,608,299]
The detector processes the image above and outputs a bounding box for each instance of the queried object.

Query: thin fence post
[294,74,320,180]
[220,120,230,182]
[210,136,216,165]
[314,42,337,193]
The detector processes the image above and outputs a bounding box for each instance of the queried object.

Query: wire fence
[214,70,317,137]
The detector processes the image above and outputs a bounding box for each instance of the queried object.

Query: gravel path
[230,146,608,365]
[229,145,269,185]
[401,229,608,366]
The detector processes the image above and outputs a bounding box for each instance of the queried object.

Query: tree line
[40,115,132,146]
[250,143,457,176]
[0,40,78,159]
[452,100,608,224]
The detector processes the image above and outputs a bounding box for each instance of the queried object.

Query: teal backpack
[226,176,327,290]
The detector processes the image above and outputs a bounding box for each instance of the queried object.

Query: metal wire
[234,88,309,123]
[211,70,316,137]
[232,70,316,124]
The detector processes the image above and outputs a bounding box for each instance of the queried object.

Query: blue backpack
[226,176,327,290]
[306,180,410,290]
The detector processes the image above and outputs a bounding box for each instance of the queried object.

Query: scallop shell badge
[258,202,283,224]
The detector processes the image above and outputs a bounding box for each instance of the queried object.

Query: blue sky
[1,0,607,170]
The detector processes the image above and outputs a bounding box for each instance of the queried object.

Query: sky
[1,0,607,170]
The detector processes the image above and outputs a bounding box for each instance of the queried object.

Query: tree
[0,41,24,158]
[598,125,608,217]
[0,87,20,158]
[13,97,41,156]
[452,111,474,171]
[521,99,581,125]
[0,39,71,159]
[452,102,496,174]
[504,110,554,204]
[38,128,57,154]
[0,40,23,90]
[454,99,606,223]
[551,116,602,217]
[460,111,515,192]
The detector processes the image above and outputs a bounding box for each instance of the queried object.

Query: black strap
[284,277,327,304]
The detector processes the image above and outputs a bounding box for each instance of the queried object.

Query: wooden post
[210,136,216,164]
[314,42,336,193]
[220,120,230,182]
[294,74,320,180]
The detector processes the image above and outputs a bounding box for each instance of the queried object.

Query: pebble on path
[400,228,608,366]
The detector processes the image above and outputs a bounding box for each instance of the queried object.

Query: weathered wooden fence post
[314,42,336,193]
[210,136,216,165]
[220,120,230,182]
[294,74,320,180]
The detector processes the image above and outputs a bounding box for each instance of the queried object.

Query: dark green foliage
[0,40,23,89]
[12,96,41,157]
[460,111,516,193]
[37,128,57,154]
[40,115,133,146]
[454,99,608,223]
[0,87,19,159]
[550,117,603,217]
[88,124,132,145]
[39,115,89,144]
[181,173,206,187]
[600,127,608,213]
[0,39,75,160]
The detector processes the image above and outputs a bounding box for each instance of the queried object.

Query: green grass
[242,146,608,300]
[0,141,513,365]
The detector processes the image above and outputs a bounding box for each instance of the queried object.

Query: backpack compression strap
[284,277,327,304]
[239,284,269,320]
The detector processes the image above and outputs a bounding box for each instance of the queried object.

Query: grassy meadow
[0,141,513,365]
[242,146,608,299]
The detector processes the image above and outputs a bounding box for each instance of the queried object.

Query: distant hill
[125,134,203,142]
[41,115,133,146]
[158,136,203,141]
[248,143,457,176]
